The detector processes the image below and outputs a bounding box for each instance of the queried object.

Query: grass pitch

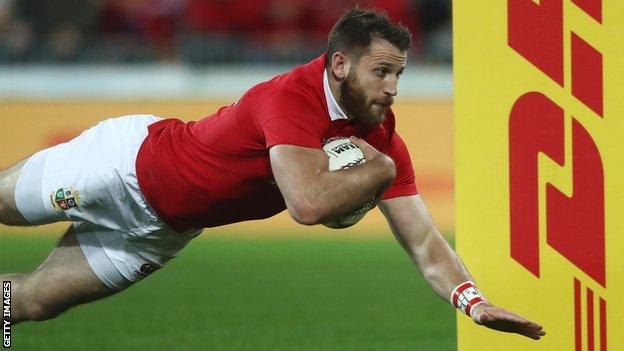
[0,233,456,351]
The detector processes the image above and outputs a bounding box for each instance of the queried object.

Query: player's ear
[330,52,350,81]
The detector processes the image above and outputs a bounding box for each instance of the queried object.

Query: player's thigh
[0,148,69,227]
[2,114,162,228]
[0,158,29,225]
[28,225,116,311]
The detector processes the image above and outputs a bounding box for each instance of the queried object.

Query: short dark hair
[326,8,412,66]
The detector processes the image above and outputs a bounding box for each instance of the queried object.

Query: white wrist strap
[450,281,487,317]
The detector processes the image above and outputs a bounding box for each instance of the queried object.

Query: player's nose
[383,78,398,97]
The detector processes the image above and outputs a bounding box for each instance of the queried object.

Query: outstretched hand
[471,303,546,340]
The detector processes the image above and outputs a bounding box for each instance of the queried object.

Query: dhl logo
[506,1,606,350]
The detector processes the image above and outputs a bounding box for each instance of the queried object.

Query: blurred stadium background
[0,1,456,350]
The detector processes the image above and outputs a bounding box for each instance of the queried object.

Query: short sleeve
[263,115,323,149]
[257,87,325,150]
[382,133,418,199]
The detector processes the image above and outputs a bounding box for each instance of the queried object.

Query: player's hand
[471,302,546,340]
[349,136,396,185]
[349,136,383,161]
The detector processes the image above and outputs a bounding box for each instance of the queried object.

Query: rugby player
[0,9,545,340]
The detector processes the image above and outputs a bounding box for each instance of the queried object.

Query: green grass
[0,233,456,351]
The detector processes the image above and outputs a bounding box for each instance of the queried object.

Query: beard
[339,72,391,127]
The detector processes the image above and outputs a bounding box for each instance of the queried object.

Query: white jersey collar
[323,69,349,121]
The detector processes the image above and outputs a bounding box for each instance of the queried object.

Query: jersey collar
[323,69,349,121]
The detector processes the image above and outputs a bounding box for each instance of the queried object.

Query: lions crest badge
[50,187,80,211]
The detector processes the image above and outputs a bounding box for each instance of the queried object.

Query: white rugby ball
[321,137,377,229]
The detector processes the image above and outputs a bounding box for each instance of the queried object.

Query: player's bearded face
[340,68,390,126]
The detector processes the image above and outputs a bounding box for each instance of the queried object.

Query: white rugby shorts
[14,114,202,290]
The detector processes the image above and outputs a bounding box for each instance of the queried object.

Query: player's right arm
[269,137,395,225]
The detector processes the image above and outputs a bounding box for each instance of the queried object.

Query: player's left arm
[379,195,546,340]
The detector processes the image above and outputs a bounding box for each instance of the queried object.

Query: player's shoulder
[386,128,410,158]
[244,83,320,122]
[266,56,324,98]
[380,111,410,154]
[248,61,326,116]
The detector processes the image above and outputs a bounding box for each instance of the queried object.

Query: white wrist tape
[450,281,487,317]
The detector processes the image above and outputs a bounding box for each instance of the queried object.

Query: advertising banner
[455,1,623,349]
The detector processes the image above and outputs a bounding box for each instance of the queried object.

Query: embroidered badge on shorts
[50,187,80,211]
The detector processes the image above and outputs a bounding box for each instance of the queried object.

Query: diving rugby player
[0,9,545,340]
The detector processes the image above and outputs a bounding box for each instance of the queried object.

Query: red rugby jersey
[136,55,418,232]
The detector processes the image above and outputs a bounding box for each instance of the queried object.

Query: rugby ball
[321,137,378,229]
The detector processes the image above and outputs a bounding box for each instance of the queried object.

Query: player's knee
[25,299,65,322]
[18,280,67,322]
